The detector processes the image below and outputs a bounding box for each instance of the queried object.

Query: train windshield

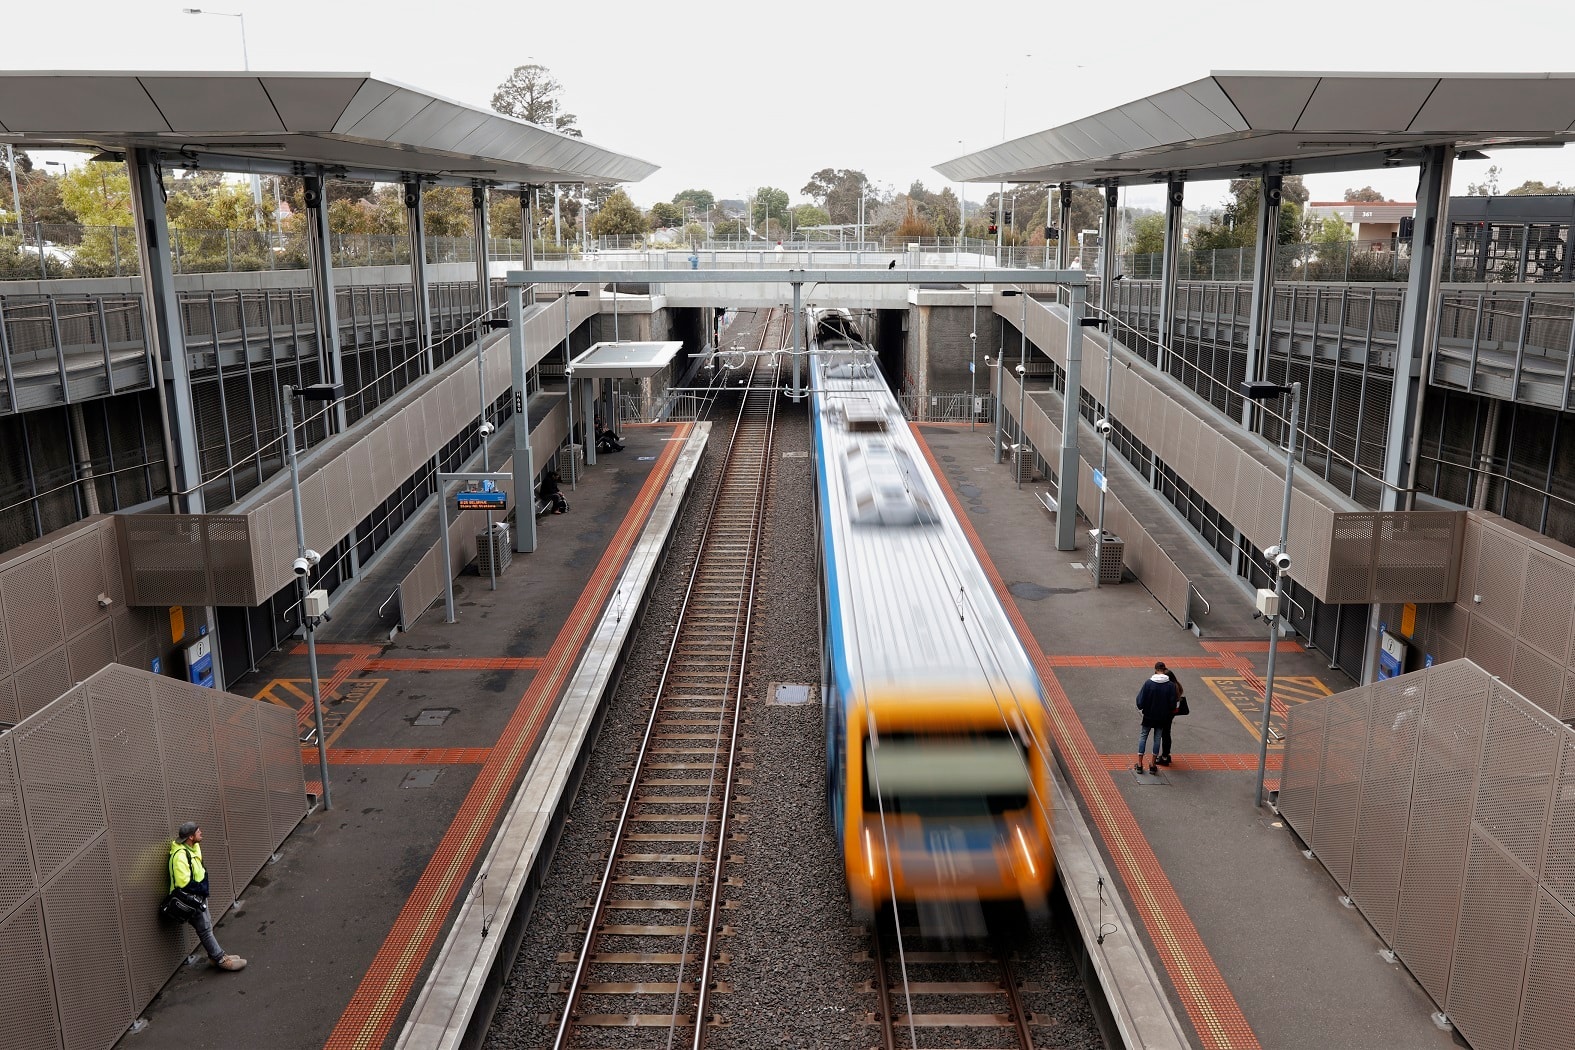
[862,731,1030,818]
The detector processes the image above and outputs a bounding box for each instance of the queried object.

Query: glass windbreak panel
[863,733,1030,817]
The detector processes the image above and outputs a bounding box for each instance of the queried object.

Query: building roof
[0,71,658,188]
[934,71,1575,187]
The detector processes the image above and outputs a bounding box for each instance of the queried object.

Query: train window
[862,732,1030,817]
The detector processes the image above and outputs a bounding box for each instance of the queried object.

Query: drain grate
[769,682,815,706]
[402,769,443,789]
[414,709,452,726]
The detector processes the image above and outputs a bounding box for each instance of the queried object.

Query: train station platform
[116,420,705,1050]
[114,410,1455,1050]
[913,423,1457,1050]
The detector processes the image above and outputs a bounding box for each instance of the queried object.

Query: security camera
[479,421,495,436]
[1094,417,1113,435]
[969,332,977,340]
[1015,364,1026,375]
[1266,545,1292,572]
[292,557,311,577]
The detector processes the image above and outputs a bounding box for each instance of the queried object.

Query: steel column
[405,183,433,375]
[127,146,202,512]
[1056,183,1073,271]
[1059,284,1086,551]
[1100,185,1119,310]
[790,280,803,400]
[508,286,536,554]
[1385,144,1453,512]
[303,171,347,432]
[1242,174,1283,432]
[1157,181,1185,375]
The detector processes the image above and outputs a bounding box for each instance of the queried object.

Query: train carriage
[809,309,1055,916]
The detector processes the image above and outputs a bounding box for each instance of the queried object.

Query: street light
[282,381,341,811]
[1093,316,1115,589]
[183,8,249,68]
[1015,363,1027,489]
[1240,379,1302,809]
[183,8,264,229]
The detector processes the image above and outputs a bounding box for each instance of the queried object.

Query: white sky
[12,0,1575,215]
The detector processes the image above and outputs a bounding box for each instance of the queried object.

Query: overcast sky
[12,0,1575,215]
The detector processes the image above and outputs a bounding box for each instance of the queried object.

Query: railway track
[869,919,1038,1050]
[548,313,781,1049]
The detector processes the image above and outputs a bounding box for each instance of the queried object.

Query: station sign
[456,489,508,511]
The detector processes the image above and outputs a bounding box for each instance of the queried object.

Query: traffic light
[1047,226,1059,240]
[988,223,998,235]
[1398,215,1415,239]
[990,211,997,223]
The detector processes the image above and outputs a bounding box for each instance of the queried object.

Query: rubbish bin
[476,523,512,575]
[1090,530,1124,584]
[1014,442,1034,484]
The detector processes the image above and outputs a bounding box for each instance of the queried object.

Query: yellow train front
[809,308,1055,917]
[837,688,1054,915]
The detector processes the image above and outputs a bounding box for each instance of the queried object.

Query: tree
[1466,164,1501,197]
[1507,179,1575,196]
[1129,212,1166,256]
[672,189,715,215]
[791,203,830,230]
[1343,186,1386,202]
[589,190,648,237]
[1310,214,1353,245]
[648,201,684,229]
[1191,175,1309,249]
[752,186,790,231]
[491,64,582,138]
[801,168,870,225]
[712,218,746,239]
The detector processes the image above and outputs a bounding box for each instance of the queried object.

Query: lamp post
[1241,379,1302,808]
[1094,321,1115,589]
[184,8,264,229]
[282,382,339,811]
[1015,363,1027,488]
[1001,288,1028,467]
[5,144,22,239]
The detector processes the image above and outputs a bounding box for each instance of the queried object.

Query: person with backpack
[537,468,569,515]
[167,822,247,971]
[1155,661,1187,766]
[1134,665,1179,775]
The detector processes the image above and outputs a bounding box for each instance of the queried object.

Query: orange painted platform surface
[914,424,1455,1050]
[127,424,689,1050]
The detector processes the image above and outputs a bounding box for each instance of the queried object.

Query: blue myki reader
[184,632,215,688]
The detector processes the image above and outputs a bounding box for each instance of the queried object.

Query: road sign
[1092,468,1107,492]
[456,489,508,511]
[968,360,975,374]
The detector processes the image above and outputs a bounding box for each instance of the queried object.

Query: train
[808,308,1055,918]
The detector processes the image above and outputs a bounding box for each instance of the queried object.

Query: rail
[870,921,1038,1050]
[550,311,780,1049]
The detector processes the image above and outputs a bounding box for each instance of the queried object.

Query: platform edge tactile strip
[914,427,1256,1050]
[326,425,697,1050]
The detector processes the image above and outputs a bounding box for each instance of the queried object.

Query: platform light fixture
[282,382,337,811]
[1239,379,1302,808]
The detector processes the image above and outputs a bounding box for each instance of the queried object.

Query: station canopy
[934,71,1575,187]
[0,71,658,188]
[568,342,684,380]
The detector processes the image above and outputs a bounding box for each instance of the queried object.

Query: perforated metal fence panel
[0,663,305,1050]
[1281,659,1575,1050]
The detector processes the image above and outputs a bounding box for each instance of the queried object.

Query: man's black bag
[1176,696,1190,717]
[160,886,203,922]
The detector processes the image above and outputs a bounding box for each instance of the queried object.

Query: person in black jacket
[1134,667,1179,774]
[537,469,568,515]
[1156,661,1184,766]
